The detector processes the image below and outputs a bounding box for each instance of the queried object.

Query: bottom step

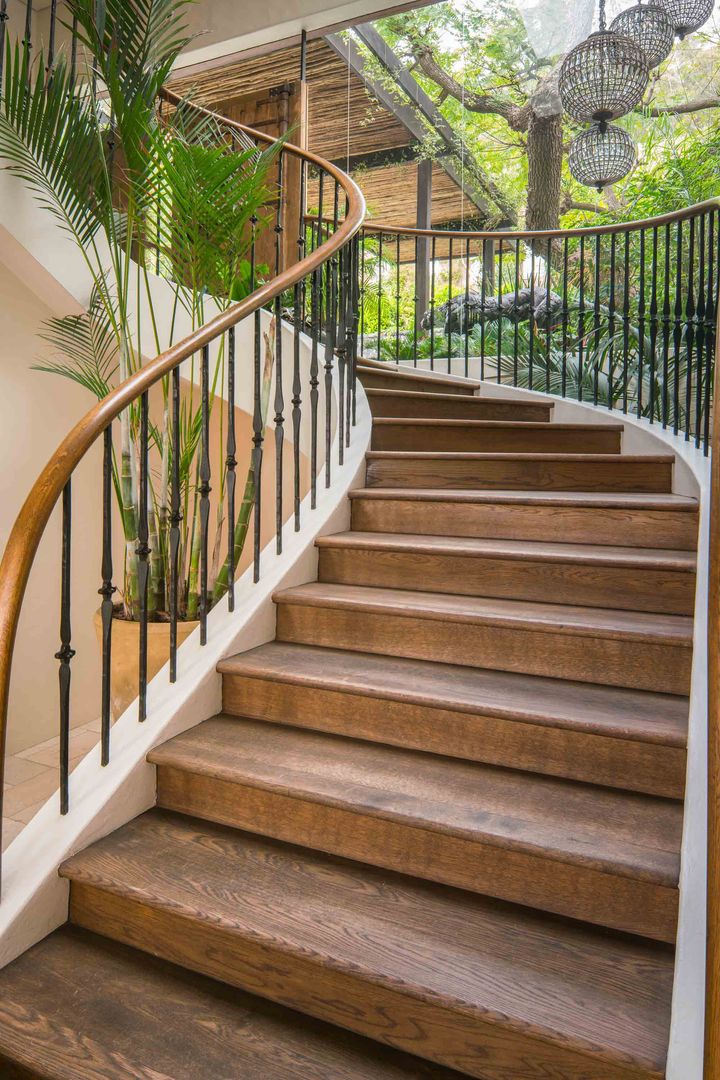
[59,811,674,1080]
[0,926,458,1080]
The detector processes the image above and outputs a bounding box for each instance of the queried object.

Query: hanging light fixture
[568,123,637,190]
[560,0,650,123]
[610,1,675,67]
[657,0,714,37]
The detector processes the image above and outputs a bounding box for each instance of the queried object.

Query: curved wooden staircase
[0,365,697,1080]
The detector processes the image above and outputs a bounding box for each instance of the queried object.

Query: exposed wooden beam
[323,30,493,222]
[352,22,517,227]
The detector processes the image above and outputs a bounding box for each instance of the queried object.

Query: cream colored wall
[0,262,104,756]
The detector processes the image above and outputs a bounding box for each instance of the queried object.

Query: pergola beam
[323,29,494,222]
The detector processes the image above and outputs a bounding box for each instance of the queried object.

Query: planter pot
[93,611,199,720]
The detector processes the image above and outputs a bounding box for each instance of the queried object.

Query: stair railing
[307,204,720,452]
[0,53,365,892]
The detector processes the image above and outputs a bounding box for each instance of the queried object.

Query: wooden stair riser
[365,455,674,492]
[371,422,623,455]
[221,672,686,798]
[358,370,478,395]
[66,881,653,1080]
[366,391,552,422]
[350,496,699,551]
[152,766,678,943]
[276,604,691,695]
[317,547,696,616]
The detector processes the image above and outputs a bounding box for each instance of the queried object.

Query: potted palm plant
[0,0,279,715]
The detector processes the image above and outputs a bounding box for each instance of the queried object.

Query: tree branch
[409,41,531,131]
[562,196,607,214]
[643,97,720,116]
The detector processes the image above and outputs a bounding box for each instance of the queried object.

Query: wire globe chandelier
[657,0,715,36]
[568,123,637,189]
[560,0,650,124]
[610,0,675,67]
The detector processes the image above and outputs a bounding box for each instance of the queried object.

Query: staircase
[0,365,697,1079]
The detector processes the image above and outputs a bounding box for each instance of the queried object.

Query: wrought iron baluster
[529,248,536,391]
[56,480,74,814]
[310,260,320,508]
[648,227,659,422]
[593,234,601,406]
[480,238,487,379]
[22,0,32,59]
[377,232,383,362]
[274,291,285,554]
[0,0,8,94]
[46,0,58,82]
[684,217,696,442]
[545,238,552,394]
[275,150,285,277]
[497,242,504,384]
[99,425,115,766]
[447,238,453,374]
[430,235,437,370]
[413,235,419,367]
[350,235,361,428]
[637,230,646,418]
[704,211,716,453]
[324,249,338,489]
[169,366,181,677]
[464,238,471,378]
[673,220,684,435]
[252,309,264,581]
[661,223,672,427]
[199,346,211,642]
[561,237,569,398]
[514,239,521,387]
[622,231,631,414]
[695,214,707,447]
[360,230,366,358]
[293,281,303,526]
[608,234,617,410]
[577,236,585,401]
[226,328,237,611]
[396,233,401,364]
[337,243,348,466]
[137,393,150,722]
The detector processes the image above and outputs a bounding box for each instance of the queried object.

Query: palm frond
[34,287,119,399]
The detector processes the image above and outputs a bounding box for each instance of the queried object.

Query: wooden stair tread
[372,418,624,431]
[60,810,674,1075]
[366,451,675,463]
[218,641,688,746]
[273,582,694,645]
[349,487,698,509]
[365,387,549,406]
[357,365,481,391]
[148,716,681,885]
[316,530,697,572]
[0,926,453,1080]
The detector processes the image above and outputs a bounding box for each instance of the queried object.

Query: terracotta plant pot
[93,611,199,720]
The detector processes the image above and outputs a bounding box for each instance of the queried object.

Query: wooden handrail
[705,294,720,1079]
[348,199,720,241]
[0,92,365,874]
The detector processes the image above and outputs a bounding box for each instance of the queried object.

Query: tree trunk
[526,109,564,232]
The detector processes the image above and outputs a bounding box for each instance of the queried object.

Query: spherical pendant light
[568,123,637,190]
[657,0,714,37]
[560,0,650,123]
[610,1,675,66]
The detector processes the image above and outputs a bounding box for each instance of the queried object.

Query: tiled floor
[2,718,102,851]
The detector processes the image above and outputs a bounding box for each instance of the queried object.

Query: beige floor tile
[22,728,99,768]
[17,733,60,760]
[4,755,50,786]
[2,818,24,851]
[11,799,48,825]
[2,768,62,817]
[83,718,103,733]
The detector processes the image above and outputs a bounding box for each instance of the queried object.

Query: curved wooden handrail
[0,92,365,827]
[352,198,720,241]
